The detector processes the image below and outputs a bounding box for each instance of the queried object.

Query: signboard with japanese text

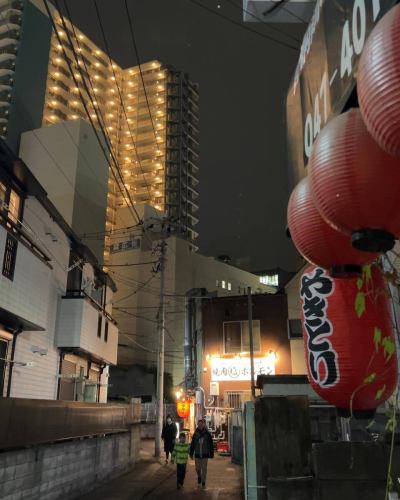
[211,357,275,382]
[286,0,399,189]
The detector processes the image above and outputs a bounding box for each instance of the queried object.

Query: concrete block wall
[0,426,140,500]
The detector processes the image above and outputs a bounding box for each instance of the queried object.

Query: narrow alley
[78,440,244,500]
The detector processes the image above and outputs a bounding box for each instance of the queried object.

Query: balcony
[0,222,51,332]
[56,291,118,365]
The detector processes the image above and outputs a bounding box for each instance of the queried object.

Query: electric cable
[43,0,142,228]
[92,0,154,203]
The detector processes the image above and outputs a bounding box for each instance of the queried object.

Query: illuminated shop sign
[210,356,275,382]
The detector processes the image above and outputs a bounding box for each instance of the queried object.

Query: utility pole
[247,286,256,398]
[155,227,167,458]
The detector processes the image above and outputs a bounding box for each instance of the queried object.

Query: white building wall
[0,225,50,330]
[285,265,307,375]
[109,214,277,384]
[56,298,118,365]
[8,198,69,399]
[19,120,109,263]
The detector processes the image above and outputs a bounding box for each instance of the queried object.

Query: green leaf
[364,372,376,384]
[366,419,376,430]
[375,385,386,400]
[357,277,364,290]
[363,265,372,282]
[373,327,382,352]
[355,292,366,318]
[386,416,397,433]
[382,336,396,360]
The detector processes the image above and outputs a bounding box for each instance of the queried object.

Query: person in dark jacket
[189,419,214,489]
[161,414,177,463]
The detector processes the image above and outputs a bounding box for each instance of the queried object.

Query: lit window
[259,274,279,287]
[222,280,226,289]
[227,282,232,291]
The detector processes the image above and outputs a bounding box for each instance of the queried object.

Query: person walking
[161,414,177,464]
[171,432,190,489]
[189,419,214,489]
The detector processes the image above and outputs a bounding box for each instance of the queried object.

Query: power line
[61,0,140,221]
[124,0,161,157]
[92,0,153,202]
[44,0,142,229]
[186,0,299,51]
[106,260,158,267]
[226,0,301,44]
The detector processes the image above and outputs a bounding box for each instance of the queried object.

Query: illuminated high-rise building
[0,0,199,261]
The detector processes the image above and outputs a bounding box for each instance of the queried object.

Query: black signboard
[286,0,399,189]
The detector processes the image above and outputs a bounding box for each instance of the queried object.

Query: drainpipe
[6,327,22,397]
[98,364,106,402]
[56,352,64,400]
[184,296,193,392]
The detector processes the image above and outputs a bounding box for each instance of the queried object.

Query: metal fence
[0,397,140,451]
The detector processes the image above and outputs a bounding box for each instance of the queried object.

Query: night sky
[56,0,306,273]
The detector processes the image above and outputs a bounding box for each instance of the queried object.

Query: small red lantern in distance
[358,4,400,158]
[300,265,397,414]
[287,177,377,276]
[176,399,190,419]
[309,108,400,253]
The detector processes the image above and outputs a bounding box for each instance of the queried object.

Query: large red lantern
[300,265,397,414]
[176,399,190,419]
[358,4,400,158]
[288,177,377,275]
[309,108,400,253]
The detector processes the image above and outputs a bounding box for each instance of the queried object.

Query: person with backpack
[189,418,214,489]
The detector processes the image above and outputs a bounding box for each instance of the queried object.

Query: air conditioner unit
[210,382,220,396]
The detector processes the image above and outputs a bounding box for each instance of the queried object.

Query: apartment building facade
[0,0,199,258]
[0,137,118,402]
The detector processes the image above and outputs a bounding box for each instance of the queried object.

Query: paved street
[78,440,244,500]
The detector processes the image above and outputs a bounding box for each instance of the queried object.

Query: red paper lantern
[358,4,400,158]
[176,399,190,419]
[309,108,400,253]
[300,265,397,413]
[287,177,377,275]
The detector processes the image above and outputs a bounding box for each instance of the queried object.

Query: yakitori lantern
[300,265,397,414]
[309,108,400,253]
[287,177,377,275]
[358,4,400,158]
[176,399,190,419]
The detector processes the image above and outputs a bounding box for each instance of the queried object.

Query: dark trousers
[177,463,186,485]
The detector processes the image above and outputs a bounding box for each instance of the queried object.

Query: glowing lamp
[176,399,190,419]
[300,265,397,415]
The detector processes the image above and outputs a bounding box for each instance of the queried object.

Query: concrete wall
[0,426,140,500]
[19,120,109,263]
